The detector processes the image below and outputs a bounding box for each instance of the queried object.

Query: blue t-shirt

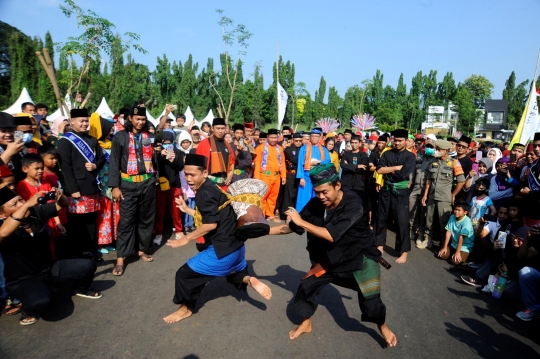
[445,214,475,253]
[469,195,493,227]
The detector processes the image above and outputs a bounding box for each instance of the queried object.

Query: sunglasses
[456,144,468,149]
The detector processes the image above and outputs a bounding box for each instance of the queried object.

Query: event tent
[2,88,34,114]
[95,97,115,119]
[200,109,214,126]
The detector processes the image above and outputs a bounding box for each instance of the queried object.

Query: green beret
[309,163,339,187]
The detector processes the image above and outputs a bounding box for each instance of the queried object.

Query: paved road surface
[1,228,539,358]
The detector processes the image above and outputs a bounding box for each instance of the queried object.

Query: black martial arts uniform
[173,179,249,309]
[57,130,105,258]
[289,191,386,325]
[0,203,97,319]
[374,148,416,253]
[367,150,382,223]
[231,142,253,182]
[340,150,369,197]
[108,130,156,258]
[280,144,301,219]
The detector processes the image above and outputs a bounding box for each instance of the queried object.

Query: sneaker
[97,248,109,255]
[416,239,428,249]
[516,309,540,321]
[153,235,162,246]
[461,275,483,288]
[415,239,422,246]
[468,262,480,269]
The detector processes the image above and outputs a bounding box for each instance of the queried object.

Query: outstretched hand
[285,206,302,224]
[166,234,190,248]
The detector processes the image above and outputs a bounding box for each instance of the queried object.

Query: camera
[38,191,56,205]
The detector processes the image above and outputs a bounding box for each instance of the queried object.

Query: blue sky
[1,0,538,101]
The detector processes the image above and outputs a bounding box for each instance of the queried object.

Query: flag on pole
[277,82,288,129]
[511,81,539,146]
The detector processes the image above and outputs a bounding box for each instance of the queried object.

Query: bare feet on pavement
[163,305,192,324]
[395,252,408,264]
[378,323,398,347]
[289,318,312,339]
[249,277,272,300]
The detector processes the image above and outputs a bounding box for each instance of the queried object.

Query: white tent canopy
[146,110,158,127]
[201,109,214,126]
[95,97,114,119]
[185,106,195,125]
[156,106,176,124]
[2,88,34,114]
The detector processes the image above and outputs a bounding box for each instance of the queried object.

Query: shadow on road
[259,264,386,347]
[190,260,269,314]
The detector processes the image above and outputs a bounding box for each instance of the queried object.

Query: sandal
[20,316,39,326]
[4,302,22,316]
[75,288,103,299]
[112,264,124,276]
[139,253,154,262]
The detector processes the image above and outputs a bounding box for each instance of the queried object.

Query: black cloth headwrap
[232,124,244,132]
[185,154,207,168]
[70,109,88,118]
[15,116,33,126]
[534,132,540,141]
[0,187,18,207]
[212,117,226,126]
[292,133,302,139]
[130,106,146,117]
[0,113,16,128]
[392,129,408,139]
[267,129,278,135]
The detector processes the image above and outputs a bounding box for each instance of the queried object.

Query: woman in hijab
[47,116,69,147]
[487,148,502,174]
[89,113,118,253]
[463,157,493,203]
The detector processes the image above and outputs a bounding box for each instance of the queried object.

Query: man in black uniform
[456,135,473,200]
[375,129,416,264]
[230,124,253,182]
[163,154,272,323]
[109,106,156,276]
[340,134,369,198]
[367,135,388,227]
[269,164,397,347]
[280,133,303,220]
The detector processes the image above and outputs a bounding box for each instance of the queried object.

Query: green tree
[502,71,528,127]
[313,76,326,119]
[58,0,146,102]
[340,85,363,126]
[452,85,478,134]
[209,9,253,123]
[436,72,456,107]
[463,74,494,109]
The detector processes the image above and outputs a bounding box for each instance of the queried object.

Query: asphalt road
[1,227,539,359]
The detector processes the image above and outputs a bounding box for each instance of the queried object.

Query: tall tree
[463,74,494,109]
[452,85,478,134]
[502,71,529,127]
[313,76,326,119]
[326,86,342,119]
[436,72,457,107]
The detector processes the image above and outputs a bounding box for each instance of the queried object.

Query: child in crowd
[438,201,475,267]
[0,165,16,190]
[469,177,496,231]
[15,154,65,256]
[177,131,196,233]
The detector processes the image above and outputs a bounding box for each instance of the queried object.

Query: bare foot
[395,252,408,264]
[249,277,272,300]
[163,306,192,324]
[289,318,312,339]
[378,323,398,347]
[377,245,384,254]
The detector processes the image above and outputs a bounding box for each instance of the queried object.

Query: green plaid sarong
[353,256,381,299]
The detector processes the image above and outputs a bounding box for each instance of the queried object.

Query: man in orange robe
[254,128,286,221]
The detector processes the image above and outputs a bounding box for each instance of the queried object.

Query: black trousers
[67,212,97,256]
[294,271,386,325]
[280,173,298,218]
[374,189,411,252]
[173,263,249,309]
[116,177,156,258]
[6,259,97,319]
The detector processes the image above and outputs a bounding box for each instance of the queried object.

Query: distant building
[476,99,510,140]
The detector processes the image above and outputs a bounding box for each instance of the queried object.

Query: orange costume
[254,143,286,217]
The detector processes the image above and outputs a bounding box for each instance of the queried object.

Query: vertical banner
[277,82,288,129]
